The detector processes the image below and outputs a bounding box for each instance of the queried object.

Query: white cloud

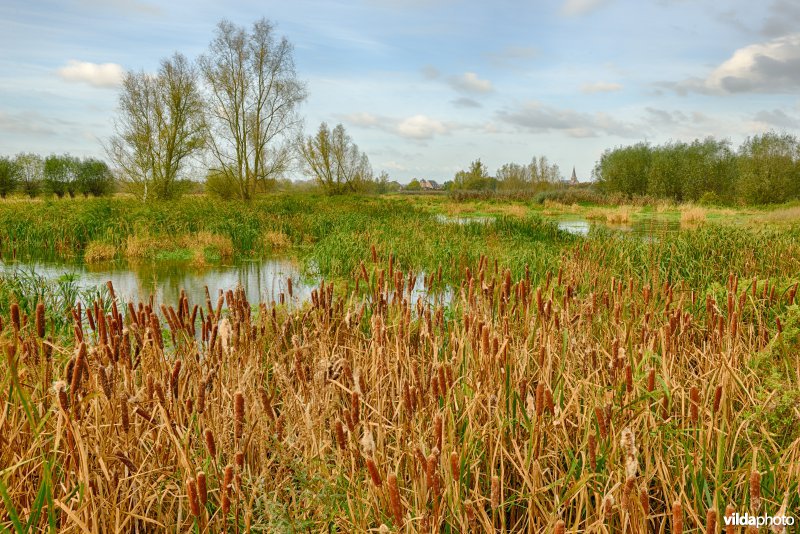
[561,0,612,16]
[447,72,493,94]
[56,60,124,89]
[665,34,800,94]
[396,115,449,139]
[341,112,456,140]
[581,81,623,93]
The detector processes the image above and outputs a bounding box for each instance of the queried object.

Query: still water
[0,257,312,307]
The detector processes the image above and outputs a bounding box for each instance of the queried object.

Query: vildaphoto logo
[723,512,795,528]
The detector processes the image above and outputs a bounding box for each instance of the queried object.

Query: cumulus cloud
[581,81,623,93]
[561,0,612,16]
[341,112,455,140]
[663,34,800,94]
[497,101,638,138]
[447,72,493,94]
[57,60,124,88]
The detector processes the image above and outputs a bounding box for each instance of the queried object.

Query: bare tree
[108,52,205,200]
[298,122,373,194]
[199,18,307,200]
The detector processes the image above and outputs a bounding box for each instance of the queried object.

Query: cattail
[706,509,717,534]
[625,364,633,393]
[186,478,200,517]
[646,368,655,392]
[595,406,607,439]
[750,471,761,513]
[588,433,597,471]
[235,451,244,469]
[449,451,460,482]
[10,302,20,332]
[366,456,382,487]
[120,397,129,432]
[55,381,69,412]
[204,428,217,458]
[197,380,206,414]
[725,504,735,534]
[689,386,700,424]
[713,385,723,413]
[491,475,500,511]
[170,359,181,399]
[334,420,346,450]
[35,301,45,338]
[387,473,403,527]
[603,493,614,519]
[536,382,545,417]
[234,390,245,439]
[672,501,683,534]
[639,488,649,516]
[197,472,207,507]
[221,464,233,514]
[554,519,565,534]
[433,412,443,451]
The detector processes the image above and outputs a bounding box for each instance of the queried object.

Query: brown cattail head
[387,473,403,527]
[689,386,700,424]
[120,397,129,432]
[10,302,20,332]
[672,501,683,534]
[196,471,207,507]
[725,504,735,534]
[647,368,655,392]
[554,520,565,534]
[186,478,200,517]
[234,390,245,440]
[334,420,346,450]
[713,385,723,413]
[491,475,500,511]
[35,301,45,338]
[706,509,717,534]
[366,456,382,487]
[204,428,217,458]
[588,433,597,471]
[750,471,761,513]
[450,451,460,482]
[433,413,443,451]
[639,487,650,517]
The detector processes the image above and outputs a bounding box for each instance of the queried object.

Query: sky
[1,0,800,184]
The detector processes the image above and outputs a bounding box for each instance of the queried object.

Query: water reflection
[0,258,312,307]
[556,217,681,237]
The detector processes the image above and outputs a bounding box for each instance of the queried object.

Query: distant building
[420,179,442,190]
[570,166,579,185]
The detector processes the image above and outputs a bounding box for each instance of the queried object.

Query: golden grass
[0,249,795,532]
[83,241,116,263]
[264,230,292,251]
[124,232,234,261]
[586,205,634,224]
[680,205,707,225]
[754,205,800,224]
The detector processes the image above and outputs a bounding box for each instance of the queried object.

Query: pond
[0,256,454,308]
[557,217,681,237]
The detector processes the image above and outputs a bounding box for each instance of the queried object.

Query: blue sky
[1,0,799,183]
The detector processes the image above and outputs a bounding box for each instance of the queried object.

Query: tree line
[0,153,114,199]
[109,17,384,199]
[593,132,800,204]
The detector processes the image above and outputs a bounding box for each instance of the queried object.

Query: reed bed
[1,242,798,532]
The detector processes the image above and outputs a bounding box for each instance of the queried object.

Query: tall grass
[0,244,797,531]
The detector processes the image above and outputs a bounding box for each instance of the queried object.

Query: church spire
[570,166,578,184]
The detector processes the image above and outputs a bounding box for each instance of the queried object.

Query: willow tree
[200,18,307,200]
[298,122,372,194]
[108,52,205,201]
